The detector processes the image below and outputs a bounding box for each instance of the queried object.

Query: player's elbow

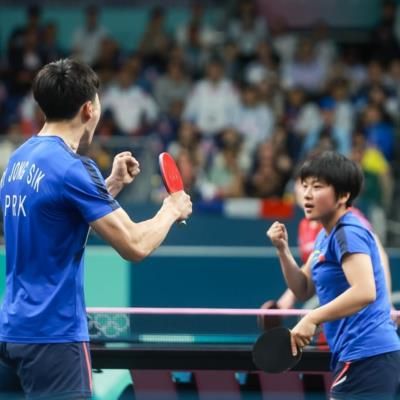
[358,287,376,306]
[363,291,376,305]
[120,243,150,262]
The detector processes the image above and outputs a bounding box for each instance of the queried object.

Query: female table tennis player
[263,178,392,315]
[266,151,400,399]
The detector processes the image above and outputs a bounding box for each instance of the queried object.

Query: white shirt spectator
[272,34,298,64]
[183,79,239,136]
[293,103,323,137]
[335,101,354,133]
[72,25,108,65]
[233,104,275,153]
[281,60,327,93]
[176,24,221,48]
[101,84,158,134]
[228,17,267,56]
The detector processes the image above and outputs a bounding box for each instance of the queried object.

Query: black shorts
[330,350,400,400]
[0,342,92,400]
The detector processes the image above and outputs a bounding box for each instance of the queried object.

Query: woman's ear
[339,192,351,207]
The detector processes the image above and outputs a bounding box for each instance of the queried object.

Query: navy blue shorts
[0,342,92,400]
[330,350,400,400]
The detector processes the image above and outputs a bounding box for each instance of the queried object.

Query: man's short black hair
[33,58,99,121]
[299,151,363,207]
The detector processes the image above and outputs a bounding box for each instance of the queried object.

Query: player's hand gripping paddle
[252,327,302,373]
[159,152,187,225]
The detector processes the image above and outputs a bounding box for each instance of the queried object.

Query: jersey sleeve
[331,225,371,263]
[63,157,120,223]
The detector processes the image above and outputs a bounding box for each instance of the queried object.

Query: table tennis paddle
[159,152,187,225]
[252,327,302,373]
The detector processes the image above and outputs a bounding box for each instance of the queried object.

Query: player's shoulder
[63,154,101,182]
[332,211,372,243]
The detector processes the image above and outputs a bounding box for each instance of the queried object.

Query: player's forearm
[276,247,310,301]
[307,285,376,325]
[130,204,180,258]
[105,176,124,198]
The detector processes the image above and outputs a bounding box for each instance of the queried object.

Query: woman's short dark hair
[32,58,100,121]
[299,151,363,207]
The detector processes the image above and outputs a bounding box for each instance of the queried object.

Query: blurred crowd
[0,0,400,235]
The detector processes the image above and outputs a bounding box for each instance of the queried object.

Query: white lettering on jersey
[4,195,27,217]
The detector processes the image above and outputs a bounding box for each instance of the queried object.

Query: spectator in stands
[101,65,159,136]
[245,141,291,198]
[5,23,44,126]
[283,86,322,160]
[180,20,210,79]
[361,103,395,162]
[175,2,221,49]
[256,74,285,121]
[302,97,352,157]
[206,128,244,199]
[244,41,280,86]
[371,0,400,64]
[352,134,393,242]
[311,21,338,68]
[71,5,108,66]
[354,60,394,110]
[221,41,241,81]
[18,91,45,137]
[328,47,368,93]
[328,78,355,133]
[227,0,268,64]
[154,60,191,114]
[183,57,239,138]
[387,58,400,94]
[7,4,44,68]
[0,82,9,133]
[168,121,203,168]
[270,17,298,65]
[40,22,65,64]
[138,6,171,72]
[281,38,328,94]
[156,99,184,148]
[233,83,275,167]
[92,37,122,89]
[269,124,296,172]
[367,83,399,122]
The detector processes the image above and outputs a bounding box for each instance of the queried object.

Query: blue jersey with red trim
[311,211,400,368]
[0,136,119,343]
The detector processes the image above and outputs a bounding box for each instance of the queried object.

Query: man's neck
[38,121,83,153]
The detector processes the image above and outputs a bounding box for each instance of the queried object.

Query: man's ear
[81,100,94,121]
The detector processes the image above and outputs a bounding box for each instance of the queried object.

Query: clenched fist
[266,221,289,251]
[110,151,140,185]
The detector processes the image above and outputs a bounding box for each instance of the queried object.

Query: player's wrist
[276,244,289,255]
[161,198,181,221]
[305,311,321,326]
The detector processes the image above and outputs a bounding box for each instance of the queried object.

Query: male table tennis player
[267,151,400,399]
[0,58,192,399]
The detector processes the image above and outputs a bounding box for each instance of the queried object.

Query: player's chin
[303,209,319,221]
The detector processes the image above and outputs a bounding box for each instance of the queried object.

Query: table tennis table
[87,309,333,399]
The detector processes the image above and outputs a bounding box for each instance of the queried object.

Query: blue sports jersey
[0,136,120,343]
[311,211,400,369]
